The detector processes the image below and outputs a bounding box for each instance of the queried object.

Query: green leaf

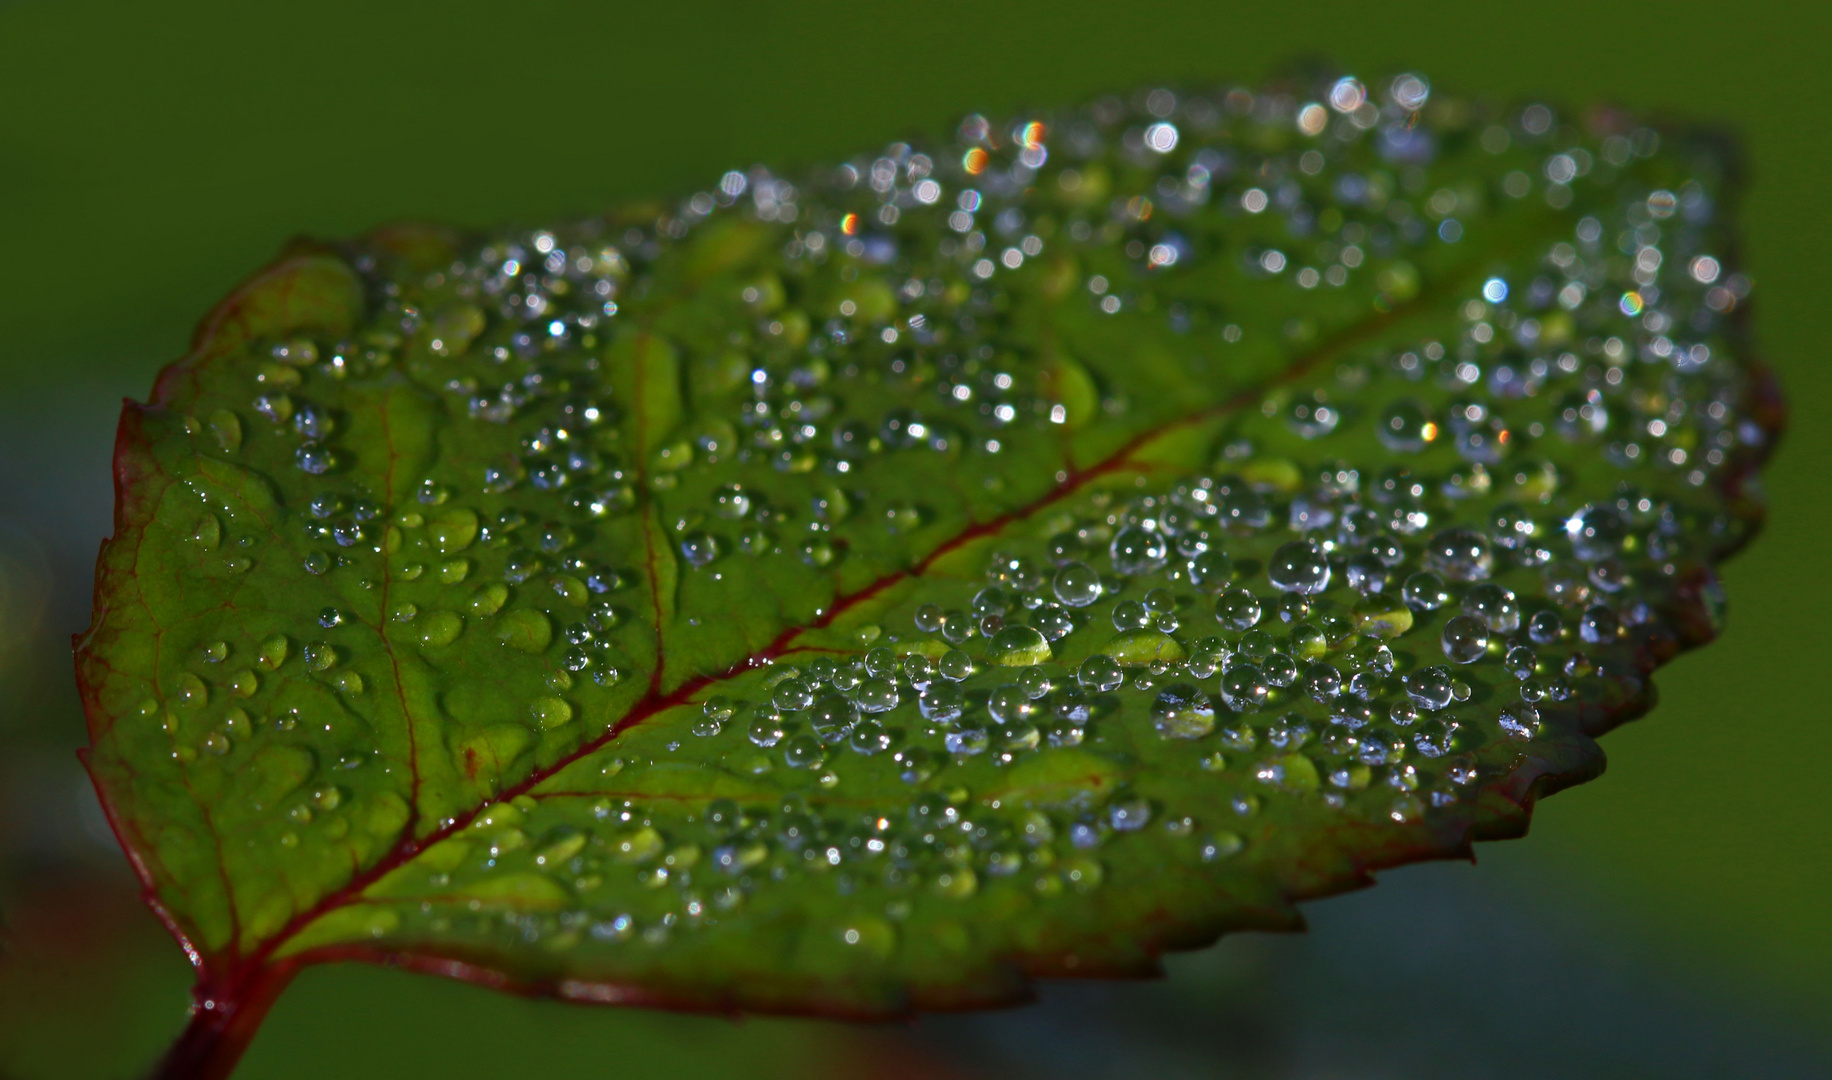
[78,72,1778,1072]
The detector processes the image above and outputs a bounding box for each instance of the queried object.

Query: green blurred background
[1,1,1828,1076]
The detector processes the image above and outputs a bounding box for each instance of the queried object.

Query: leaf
[79,72,1778,1076]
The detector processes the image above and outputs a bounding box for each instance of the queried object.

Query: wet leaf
[79,71,1778,1071]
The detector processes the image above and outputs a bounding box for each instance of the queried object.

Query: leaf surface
[79,72,1778,1055]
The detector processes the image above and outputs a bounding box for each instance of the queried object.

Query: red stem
[147,963,298,1080]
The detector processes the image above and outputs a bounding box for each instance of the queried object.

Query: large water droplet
[1566,503,1627,561]
[1403,666,1455,710]
[1268,541,1330,595]
[680,531,721,568]
[1152,683,1216,739]
[1377,398,1435,452]
[1219,661,1269,712]
[1109,526,1168,576]
[1441,615,1490,664]
[1215,588,1262,630]
[987,624,1051,666]
[809,694,859,740]
[1462,584,1521,632]
[1052,561,1103,607]
[1078,654,1124,692]
[1424,527,1494,582]
[772,677,814,711]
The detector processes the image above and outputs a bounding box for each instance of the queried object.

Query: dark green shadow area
[1,1,1827,1076]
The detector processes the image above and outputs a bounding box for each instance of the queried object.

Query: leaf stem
[147,962,298,1080]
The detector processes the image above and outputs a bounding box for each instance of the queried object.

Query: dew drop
[1402,572,1451,611]
[257,635,289,670]
[1441,615,1490,664]
[531,696,574,728]
[1109,526,1168,576]
[680,532,721,568]
[1424,527,1494,582]
[1377,398,1435,452]
[937,649,974,681]
[772,677,815,712]
[1200,832,1245,862]
[1203,591,1262,640]
[856,678,900,713]
[800,538,837,568]
[1187,549,1233,592]
[1078,654,1124,692]
[1268,541,1331,595]
[1566,503,1627,561]
[191,514,221,550]
[1152,683,1217,739]
[1109,799,1152,832]
[1461,584,1521,633]
[1111,600,1151,631]
[419,611,463,647]
[1051,561,1103,607]
[982,625,1047,666]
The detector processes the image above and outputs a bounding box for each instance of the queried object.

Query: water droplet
[257,634,289,670]
[800,538,836,567]
[1424,527,1494,582]
[938,650,974,681]
[783,735,825,768]
[419,611,463,647]
[713,483,751,519]
[1219,661,1269,711]
[1109,799,1152,831]
[1215,588,1263,630]
[531,696,573,728]
[1287,392,1340,438]
[1199,832,1244,861]
[856,678,900,712]
[1152,684,1217,739]
[1498,701,1541,740]
[1187,549,1233,591]
[1461,584,1521,632]
[1109,526,1168,576]
[296,444,336,475]
[1268,540,1331,595]
[919,681,965,722]
[808,694,859,742]
[1404,666,1456,710]
[1111,600,1151,631]
[849,721,892,755]
[1377,398,1435,452]
[914,604,945,633]
[190,514,221,550]
[773,677,815,712]
[987,625,1051,666]
[1078,654,1124,692]
[1441,615,1490,664]
[944,728,989,755]
[1579,604,1620,644]
[1051,561,1103,607]
[1566,503,1627,561]
[748,708,787,747]
[1301,661,1343,700]
[680,531,721,568]
[1401,572,1451,610]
